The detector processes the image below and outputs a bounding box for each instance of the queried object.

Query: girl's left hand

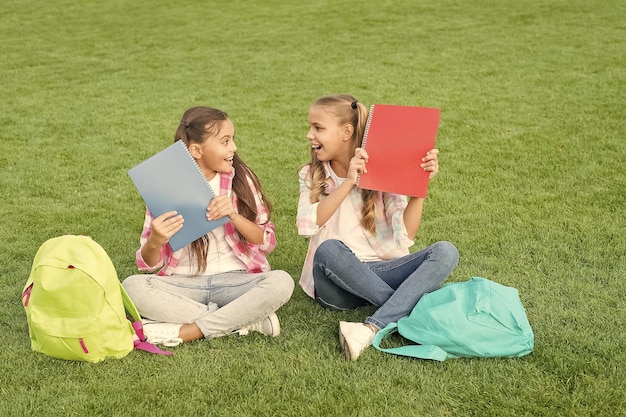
[420,148,439,179]
[206,195,236,221]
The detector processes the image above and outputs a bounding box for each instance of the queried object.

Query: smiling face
[188,118,237,181]
[306,105,354,167]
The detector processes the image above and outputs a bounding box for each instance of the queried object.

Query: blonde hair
[305,94,378,234]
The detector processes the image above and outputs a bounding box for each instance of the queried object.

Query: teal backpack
[372,277,534,361]
[22,235,170,362]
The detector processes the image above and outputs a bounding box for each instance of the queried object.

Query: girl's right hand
[347,148,369,185]
[149,211,184,247]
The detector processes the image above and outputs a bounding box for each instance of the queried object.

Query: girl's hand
[207,195,236,221]
[347,147,369,185]
[421,148,439,179]
[150,211,184,246]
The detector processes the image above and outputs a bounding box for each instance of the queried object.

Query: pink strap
[134,340,173,356]
[131,320,173,356]
[132,320,146,341]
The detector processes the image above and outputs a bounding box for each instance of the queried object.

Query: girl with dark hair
[123,106,294,346]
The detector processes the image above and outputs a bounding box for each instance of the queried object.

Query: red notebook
[357,104,440,198]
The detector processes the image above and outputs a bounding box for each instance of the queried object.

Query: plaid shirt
[296,162,414,298]
[135,168,276,275]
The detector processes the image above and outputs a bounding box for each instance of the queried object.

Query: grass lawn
[1,0,624,416]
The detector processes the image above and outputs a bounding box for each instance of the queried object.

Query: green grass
[1,0,625,415]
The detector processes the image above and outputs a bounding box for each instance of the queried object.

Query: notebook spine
[361,104,375,149]
[180,140,216,198]
[356,104,375,188]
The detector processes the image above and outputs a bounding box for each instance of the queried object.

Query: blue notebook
[128,140,227,251]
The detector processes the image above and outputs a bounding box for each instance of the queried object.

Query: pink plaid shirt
[135,168,276,275]
[296,163,414,297]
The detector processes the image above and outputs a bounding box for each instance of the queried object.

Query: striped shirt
[296,162,414,298]
[135,168,276,275]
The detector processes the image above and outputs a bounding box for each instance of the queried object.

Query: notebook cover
[358,104,440,198]
[128,140,227,251]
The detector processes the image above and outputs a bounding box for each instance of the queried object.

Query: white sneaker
[339,321,375,361]
[141,320,184,347]
[236,313,280,337]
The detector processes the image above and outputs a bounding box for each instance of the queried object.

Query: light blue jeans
[312,240,459,330]
[122,270,294,338]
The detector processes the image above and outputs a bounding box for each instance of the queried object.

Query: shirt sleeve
[250,174,276,253]
[296,165,322,237]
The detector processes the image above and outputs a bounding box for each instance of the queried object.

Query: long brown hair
[174,106,272,273]
[305,94,378,234]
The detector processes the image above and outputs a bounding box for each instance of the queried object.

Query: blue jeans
[122,270,294,338]
[312,239,459,329]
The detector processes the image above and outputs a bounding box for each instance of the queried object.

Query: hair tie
[183,120,190,128]
[351,101,358,110]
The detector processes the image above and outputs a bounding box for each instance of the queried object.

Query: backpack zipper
[22,283,33,307]
[79,338,89,354]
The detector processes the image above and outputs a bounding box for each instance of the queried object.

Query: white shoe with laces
[339,321,376,361]
[236,313,280,337]
[141,320,184,347]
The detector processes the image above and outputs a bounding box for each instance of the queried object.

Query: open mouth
[312,145,322,151]
[226,156,234,162]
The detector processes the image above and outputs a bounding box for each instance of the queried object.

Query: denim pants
[122,270,294,338]
[312,239,459,330]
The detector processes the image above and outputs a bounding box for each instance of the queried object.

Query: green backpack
[372,277,534,361]
[22,235,170,362]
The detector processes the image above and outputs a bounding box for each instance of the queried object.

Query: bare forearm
[229,213,264,244]
[404,197,425,239]
[141,237,164,267]
[315,181,353,226]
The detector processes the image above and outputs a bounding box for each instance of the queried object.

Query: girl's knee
[267,270,295,301]
[315,239,344,258]
[314,240,352,268]
[121,274,144,295]
[432,241,460,266]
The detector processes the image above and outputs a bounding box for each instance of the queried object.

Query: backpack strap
[120,283,173,356]
[371,323,452,362]
[131,321,173,356]
[120,283,142,323]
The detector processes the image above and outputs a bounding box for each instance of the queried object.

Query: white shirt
[326,167,379,261]
[173,173,246,275]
